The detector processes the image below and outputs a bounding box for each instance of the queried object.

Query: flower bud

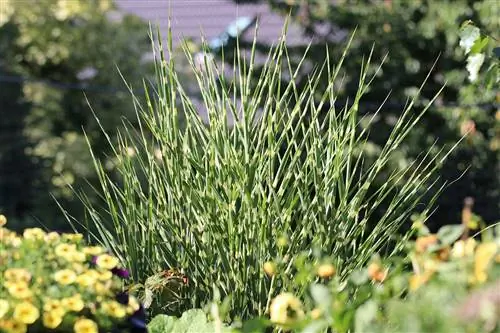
[263,261,277,277]
[317,264,336,279]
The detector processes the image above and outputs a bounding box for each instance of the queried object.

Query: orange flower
[367,262,388,282]
[415,235,438,253]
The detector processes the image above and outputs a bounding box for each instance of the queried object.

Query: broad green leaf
[240,317,270,333]
[459,24,481,54]
[148,315,177,333]
[466,53,485,82]
[437,224,465,245]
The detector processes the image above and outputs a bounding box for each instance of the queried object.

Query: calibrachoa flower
[74,318,98,333]
[0,215,145,333]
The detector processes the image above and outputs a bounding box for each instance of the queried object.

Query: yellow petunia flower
[13,302,39,324]
[0,214,6,227]
[45,232,60,243]
[97,270,113,281]
[76,272,97,287]
[54,269,77,285]
[269,293,305,326]
[22,228,46,241]
[62,295,84,312]
[42,311,63,329]
[74,318,98,333]
[83,246,104,256]
[0,320,27,333]
[95,254,119,270]
[7,282,32,299]
[71,251,87,263]
[43,299,65,317]
[54,243,77,260]
[0,299,9,319]
[101,301,126,318]
[63,233,83,242]
[4,268,31,282]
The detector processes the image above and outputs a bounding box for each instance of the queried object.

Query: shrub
[0,215,146,333]
[76,28,454,318]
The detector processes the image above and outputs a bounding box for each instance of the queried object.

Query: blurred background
[0,0,498,232]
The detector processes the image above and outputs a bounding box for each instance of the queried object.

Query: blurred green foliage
[0,0,151,230]
[231,0,499,229]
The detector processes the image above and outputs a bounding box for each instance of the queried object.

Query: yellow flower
[97,270,113,281]
[22,228,46,240]
[62,295,84,312]
[317,263,336,279]
[101,301,126,318]
[367,262,388,282]
[127,296,140,314]
[95,254,119,270]
[310,308,322,320]
[415,234,438,253]
[42,311,63,329]
[54,269,77,285]
[473,242,498,284]
[269,293,305,326]
[0,299,9,319]
[1,320,27,333]
[409,267,436,292]
[4,268,31,282]
[451,238,476,258]
[13,302,39,324]
[62,233,83,242]
[94,282,109,296]
[263,262,276,277]
[45,232,60,243]
[74,318,98,333]
[7,282,32,299]
[43,299,65,317]
[54,243,77,260]
[83,246,104,256]
[71,251,87,262]
[0,214,6,227]
[76,272,96,287]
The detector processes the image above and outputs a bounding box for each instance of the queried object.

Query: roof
[115,0,307,47]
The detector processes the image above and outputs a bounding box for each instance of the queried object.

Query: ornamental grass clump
[76,26,455,318]
[0,215,145,333]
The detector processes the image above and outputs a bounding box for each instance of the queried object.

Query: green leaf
[310,284,332,308]
[174,309,208,333]
[437,225,465,245]
[459,24,481,54]
[355,300,379,332]
[470,36,489,54]
[240,317,270,333]
[148,315,177,333]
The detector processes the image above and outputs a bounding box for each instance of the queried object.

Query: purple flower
[112,267,130,279]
